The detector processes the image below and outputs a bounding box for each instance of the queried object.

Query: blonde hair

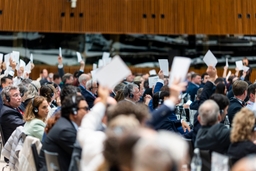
[231,108,255,143]
[24,96,47,122]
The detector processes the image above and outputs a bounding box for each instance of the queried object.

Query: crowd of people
[0,55,255,171]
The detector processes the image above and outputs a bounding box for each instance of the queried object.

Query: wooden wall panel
[1,0,256,34]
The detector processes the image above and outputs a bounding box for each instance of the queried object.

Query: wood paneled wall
[30,65,256,83]
[0,0,255,34]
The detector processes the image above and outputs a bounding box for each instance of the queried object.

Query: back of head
[210,94,230,111]
[107,100,149,125]
[133,131,188,171]
[25,83,39,100]
[40,84,55,103]
[60,85,78,103]
[215,82,226,95]
[231,108,255,143]
[198,100,220,126]
[231,155,256,171]
[232,80,248,96]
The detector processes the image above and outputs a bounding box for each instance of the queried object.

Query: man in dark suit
[39,94,89,171]
[0,85,24,144]
[78,74,96,109]
[227,80,248,125]
[186,73,201,102]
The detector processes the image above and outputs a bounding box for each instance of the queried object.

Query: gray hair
[133,131,188,171]
[124,83,139,98]
[86,79,97,90]
[78,74,89,84]
[198,100,220,126]
[25,83,39,100]
[1,85,19,103]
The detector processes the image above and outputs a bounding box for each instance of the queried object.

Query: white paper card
[169,57,191,86]
[98,59,104,68]
[236,61,243,70]
[103,58,112,66]
[243,66,249,72]
[0,54,3,62]
[90,69,98,80]
[30,54,33,63]
[12,51,20,64]
[94,56,131,89]
[19,59,26,68]
[149,69,157,75]
[59,47,62,57]
[25,62,31,73]
[76,52,82,62]
[93,63,97,70]
[186,100,192,105]
[4,53,11,66]
[148,76,159,88]
[102,52,110,60]
[158,59,169,76]
[226,58,228,67]
[203,50,218,67]
[211,152,229,171]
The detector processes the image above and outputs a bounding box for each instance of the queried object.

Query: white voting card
[158,59,169,76]
[243,66,249,72]
[94,56,131,89]
[226,58,228,67]
[12,51,20,64]
[30,54,33,63]
[25,62,31,73]
[59,47,62,57]
[203,50,217,67]
[0,53,3,62]
[102,52,110,60]
[93,63,97,70]
[236,61,243,70]
[148,76,159,88]
[76,52,82,62]
[98,59,104,68]
[149,69,157,75]
[19,59,26,68]
[169,57,191,86]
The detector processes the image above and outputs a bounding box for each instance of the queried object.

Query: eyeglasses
[78,106,90,112]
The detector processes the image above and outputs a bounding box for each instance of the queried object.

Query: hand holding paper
[158,59,169,76]
[169,57,191,86]
[59,47,62,57]
[76,52,82,63]
[236,61,243,70]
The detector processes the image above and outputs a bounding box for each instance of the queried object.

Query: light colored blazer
[23,118,46,141]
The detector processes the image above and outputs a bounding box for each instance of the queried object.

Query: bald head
[232,155,256,171]
[198,100,220,126]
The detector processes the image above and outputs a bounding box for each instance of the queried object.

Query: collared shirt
[124,98,136,104]
[71,121,78,130]
[246,100,254,111]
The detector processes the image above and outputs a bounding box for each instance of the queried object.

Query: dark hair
[191,73,199,80]
[61,94,85,120]
[62,73,73,84]
[210,94,230,110]
[40,84,55,103]
[152,91,169,109]
[248,83,256,96]
[215,83,226,95]
[18,84,28,97]
[45,112,61,134]
[1,76,12,86]
[53,73,60,80]
[60,85,78,103]
[214,77,224,85]
[114,90,125,102]
[201,73,209,80]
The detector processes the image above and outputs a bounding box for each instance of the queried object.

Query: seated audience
[38,94,89,171]
[23,96,49,141]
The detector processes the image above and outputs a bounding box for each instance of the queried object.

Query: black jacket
[39,117,77,171]
[0,104,24,143]
[228,140,256,164]
[227,98,243,125]
[195,123,230,154]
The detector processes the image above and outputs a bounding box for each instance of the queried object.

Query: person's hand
[183,104,189,109]
[181,120,191,132]
[158,70,164,80]
[223,66,228,70]
[2,62,6,70]
[9,57,16,70]
[235,67,239,72]
[243,70,246,77]
[80,60,85,66]
[169,78,187,104]
[206,66,217,82]
[58,56,63,65]
[144,94,152,106]
[31,63,35,70]
[97,86,109,105]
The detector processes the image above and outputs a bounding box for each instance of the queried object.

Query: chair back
[68,141,82,171]
[44,150,60,171]
[199,150,211,171]
[31,143,39,171]
[0,124,6,146]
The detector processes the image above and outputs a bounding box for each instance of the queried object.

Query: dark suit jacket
[79,85,96,109]
[39,117,77,171]
[186,82,200,102]
[0,104,24,144]
[227,98,243,125]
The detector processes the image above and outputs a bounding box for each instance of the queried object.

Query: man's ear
[197,115,201,124]
[217,114,222,122]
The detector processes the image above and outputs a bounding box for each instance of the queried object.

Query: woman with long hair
[23,96,49,141]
